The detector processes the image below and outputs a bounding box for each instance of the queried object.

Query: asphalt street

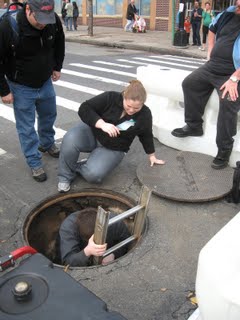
[0,44,239,320]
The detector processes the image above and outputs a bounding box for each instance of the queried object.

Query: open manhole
[23,189,144,268]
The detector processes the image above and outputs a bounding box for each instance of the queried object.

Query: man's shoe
[171,125,203,138]
[32,167,47,182]
[39,144,60,158]
[58,182,70,193]
[211,150,232,170]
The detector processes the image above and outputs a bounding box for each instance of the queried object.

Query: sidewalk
[64,25,207,59]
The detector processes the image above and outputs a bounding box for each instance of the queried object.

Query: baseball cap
[28,0,56,24]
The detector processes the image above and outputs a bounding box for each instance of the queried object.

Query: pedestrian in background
[200,2,215,51]
[191,1,203,47]
[61,0,67,26]
[124,0,137,32]
[65,0,73,31]
[184,16,191,45]
[72,1,79,31]
[0,0,65,182]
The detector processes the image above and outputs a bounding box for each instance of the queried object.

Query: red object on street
[0,246,37,271]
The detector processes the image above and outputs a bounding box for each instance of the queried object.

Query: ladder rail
[93,186,152,265]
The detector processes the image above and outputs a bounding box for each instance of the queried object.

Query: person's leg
[202,25,208,50]
[192,22,197,45]
[69,17,73,30]
[66,17,69,30]
[36,78,56,152]
[125,19,132,31]
[196,21,201,46]
[76,144,125,183]
[212,79,240,168]
[171,65,214,137]
[8,80,43,170]
[58,121,97,184]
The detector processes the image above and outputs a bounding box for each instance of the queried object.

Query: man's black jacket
[0,4,65,97]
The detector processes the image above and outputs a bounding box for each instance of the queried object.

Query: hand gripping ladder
[93,186,152,265]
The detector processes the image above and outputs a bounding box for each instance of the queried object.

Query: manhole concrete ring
[21,188,149,271]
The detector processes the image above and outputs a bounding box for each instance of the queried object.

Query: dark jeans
[202,25,209,44]
[192,20,201,45]
[182,64,240,151]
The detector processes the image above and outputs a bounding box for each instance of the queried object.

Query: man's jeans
[192,20,201,45]
[8,78,57,169]
[182,64,240,152]
[58,121,125,184]
[125,19,134,31]
[66,16,73,30]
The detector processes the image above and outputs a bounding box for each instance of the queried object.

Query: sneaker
[58,182,70,193]
[31,167,47,182]
[201,48,206,51]
[171,125,203,138]
[39,144,60,158]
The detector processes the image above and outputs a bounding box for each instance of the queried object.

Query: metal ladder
[93,186,152,265]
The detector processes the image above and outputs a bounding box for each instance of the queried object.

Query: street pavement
[0,26,239,320]
[64,25,207,59]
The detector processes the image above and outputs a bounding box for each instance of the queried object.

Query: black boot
[171,124,203,138]
[211,149,232,169]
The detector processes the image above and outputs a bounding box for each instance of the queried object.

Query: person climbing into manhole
[58,207,130,267]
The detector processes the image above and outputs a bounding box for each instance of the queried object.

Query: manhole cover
[137,150,233,202]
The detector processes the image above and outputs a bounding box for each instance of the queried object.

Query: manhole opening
[23,189,144,268]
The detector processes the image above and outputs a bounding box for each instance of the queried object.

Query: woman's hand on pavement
[149,153,165,167]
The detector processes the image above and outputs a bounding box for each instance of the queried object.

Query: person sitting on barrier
[172,1,240,170]
[57,80,165,193]
[59,207,130,267]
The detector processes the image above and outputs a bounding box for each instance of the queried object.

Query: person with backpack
[65,0,73,31]
[0,0,65,182]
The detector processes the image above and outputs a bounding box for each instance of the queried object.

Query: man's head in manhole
[59,208,130,267]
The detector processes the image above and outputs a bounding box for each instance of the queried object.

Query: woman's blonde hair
[123,80,147,104]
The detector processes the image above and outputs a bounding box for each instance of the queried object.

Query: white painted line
[117,59,150,66]
[164,54,207,62]
[61,69,128,86]
[149,55,205,65]
[70,63,136,77]
[0,148,6,155]
[92,60,134,68]
[56,96,80,112]
[133,57,199,69]
[0,103,66,140]
[55,80,103,95]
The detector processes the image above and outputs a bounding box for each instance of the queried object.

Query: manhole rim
[22,188,148,270]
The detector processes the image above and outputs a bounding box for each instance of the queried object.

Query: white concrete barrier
[137,65,240,167]
[195,212,240,320]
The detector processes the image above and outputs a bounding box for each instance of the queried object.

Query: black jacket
[59,212,130,267]
[0,4,65,96]
[78,91,155,154]
[126,3,137,20]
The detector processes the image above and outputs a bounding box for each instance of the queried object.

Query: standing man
[124,0,137,32]
[0,0,65,182]
[191,1,203,46]
[171,2,240,170]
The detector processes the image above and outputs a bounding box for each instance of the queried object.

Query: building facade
[0,0,236,31]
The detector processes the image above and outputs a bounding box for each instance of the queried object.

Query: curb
[66,37,206,59]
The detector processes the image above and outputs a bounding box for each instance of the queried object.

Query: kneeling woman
[58,80,165,192]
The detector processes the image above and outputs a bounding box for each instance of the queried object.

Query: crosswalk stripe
[133,57,199,69]
[0,148,6,155]
[117,58,150,66]
[149,55,205,65]
[0,103,66,140]
[70,63,136,77]
[56,96,80,112]
[55,80,103,95]
[92,60,134,68]
[61,68,128,86]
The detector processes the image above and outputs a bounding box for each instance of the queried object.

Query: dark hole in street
[23,189,143,268]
